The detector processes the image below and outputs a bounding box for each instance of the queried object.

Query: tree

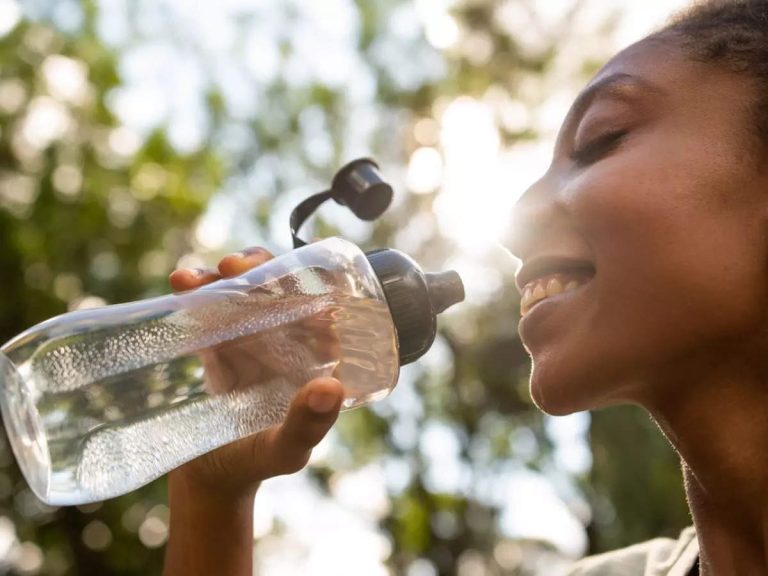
[0,15,220,575]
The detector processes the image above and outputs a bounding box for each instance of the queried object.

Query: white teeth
[522,285,532,303]
[520,275,588,316]
[546,277,564,297]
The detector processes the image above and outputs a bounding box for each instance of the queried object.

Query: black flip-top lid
[366,249,465,365]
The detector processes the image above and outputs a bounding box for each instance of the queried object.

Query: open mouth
[519,272,593,316]
[516,258,596,317]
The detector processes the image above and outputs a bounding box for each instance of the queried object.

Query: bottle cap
[331,159,393,221]
[366,249,465,365]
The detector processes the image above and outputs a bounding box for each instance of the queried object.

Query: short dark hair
[652,0,768,146]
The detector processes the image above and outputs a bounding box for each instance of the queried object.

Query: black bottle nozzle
[425,271,465,314]
[365,249,465,365]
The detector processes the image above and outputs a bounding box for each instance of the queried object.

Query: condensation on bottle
[0,238,464,505]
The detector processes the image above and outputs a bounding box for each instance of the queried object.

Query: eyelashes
[570,129,628,166]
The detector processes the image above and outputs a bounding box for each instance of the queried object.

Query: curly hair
[653,0,768,144]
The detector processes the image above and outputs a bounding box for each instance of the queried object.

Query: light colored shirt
[566,528,698,576]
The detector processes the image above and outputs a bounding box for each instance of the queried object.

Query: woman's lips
[520,271,593,316]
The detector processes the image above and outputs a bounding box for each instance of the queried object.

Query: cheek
[576,140,765,308]
[607,159,765,330]
[532,150,768,413]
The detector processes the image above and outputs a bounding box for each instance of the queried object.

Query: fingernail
[235,246,266,258]
[190,267,207,277]
[308,391,338,413]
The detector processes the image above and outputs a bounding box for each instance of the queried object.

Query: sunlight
[406,146,443,194]
[423,12,459,50]
[429,0,694,263]
[21,96,71,150]
[0,0,20,37]
[415,0,458,51]
[41,55,89,105]
[434,96,502,254]
[432,96,553,262]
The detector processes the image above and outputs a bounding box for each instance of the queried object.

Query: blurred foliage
[586,406,689,555]
[0,1,690,575]
[0,11,220,576]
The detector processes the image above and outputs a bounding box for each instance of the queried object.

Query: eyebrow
[562,72,663,138]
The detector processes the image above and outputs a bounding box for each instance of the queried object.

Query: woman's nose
[506,175,557,261]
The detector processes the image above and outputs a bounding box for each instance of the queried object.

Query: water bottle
[0,237,464,505]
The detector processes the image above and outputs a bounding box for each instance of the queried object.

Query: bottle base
[0,351,51,503]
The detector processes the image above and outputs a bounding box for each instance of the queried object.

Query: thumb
[250,378,344,478]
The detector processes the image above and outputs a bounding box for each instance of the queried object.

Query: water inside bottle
[0,273,398,505]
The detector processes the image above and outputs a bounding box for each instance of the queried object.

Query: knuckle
[249,432,272,471]
[278,449,312,475]
[240,246,273,260]
[249,430,312,478]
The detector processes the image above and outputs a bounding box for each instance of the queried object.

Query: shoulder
[565,527,698,576]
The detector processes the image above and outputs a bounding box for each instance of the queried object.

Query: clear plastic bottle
[0,238,464,505]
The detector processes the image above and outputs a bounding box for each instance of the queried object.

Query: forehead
[592,38,681,84]
[587,36,752,105]
[565,37,759,142]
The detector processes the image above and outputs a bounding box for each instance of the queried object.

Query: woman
[164,1,768,574]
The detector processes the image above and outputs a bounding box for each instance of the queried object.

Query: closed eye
[570,130,627,166]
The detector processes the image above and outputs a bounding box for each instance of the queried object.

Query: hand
[167,247,345,499]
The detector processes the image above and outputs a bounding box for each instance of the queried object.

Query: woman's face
[511,38,768,415]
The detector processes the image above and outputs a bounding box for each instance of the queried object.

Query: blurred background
[0,0,693,574]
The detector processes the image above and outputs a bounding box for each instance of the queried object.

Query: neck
[643,349,768,575]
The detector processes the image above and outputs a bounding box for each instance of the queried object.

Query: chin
[530,381,582,416]
[527,358,618,416]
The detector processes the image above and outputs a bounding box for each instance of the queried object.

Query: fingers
[260,377,344,476]
[172,378,344,494]
[169,246,274,292]
[169,267,221,293]
[218,247,274,277]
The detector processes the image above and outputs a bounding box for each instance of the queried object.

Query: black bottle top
[365,249,465,365]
